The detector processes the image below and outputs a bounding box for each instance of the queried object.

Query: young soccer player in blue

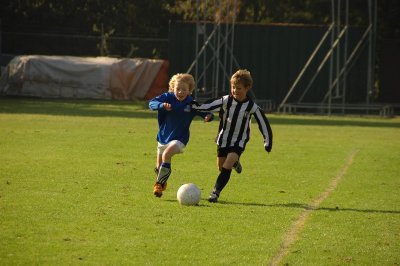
[149,73,213,197]
[192,69,273,202]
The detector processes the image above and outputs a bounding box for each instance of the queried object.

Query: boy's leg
[216,151,238,190]
[222,152,239,171]
[233,160,242,174]
[218,153,241,173]
[154,153,162,177]
[217,155,225,171]
[209,167,232,202]
[154,141,184,197]
[209,152,239,202]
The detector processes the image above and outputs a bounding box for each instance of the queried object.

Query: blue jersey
[149,92,212,145]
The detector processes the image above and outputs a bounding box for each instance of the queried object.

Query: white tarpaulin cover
[0,55,168,100]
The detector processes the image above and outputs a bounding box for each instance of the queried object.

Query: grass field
[0,98,399,265]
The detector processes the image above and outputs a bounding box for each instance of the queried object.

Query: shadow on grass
[166,199,400,214]
[1,97,399,128]
[269,116,400,128]
[165,199,212,207]
[218,201,400,214]
[0,97,156,119]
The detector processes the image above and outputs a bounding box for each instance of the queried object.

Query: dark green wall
[169,21,368,106]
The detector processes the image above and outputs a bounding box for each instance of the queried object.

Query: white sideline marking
[268,150,358,266]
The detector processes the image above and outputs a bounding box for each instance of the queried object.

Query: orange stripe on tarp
[144,60,169,100]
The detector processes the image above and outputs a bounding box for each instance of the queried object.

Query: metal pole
[222,13,229,93]
[342,0,349,114]
[335,0,341,98]
[188,0,240,98]
[366,0,373,110]
[322,25,372,103]
[299,26,347,103]
[186,27,218,73]
[229,0,237,81]
[214,0,222,98]
[0,19,2,56]
[278,24,334,109]
[194,0,200,97]
[328,0,335,115]
[372,0,377,104]
[203,1,207,94]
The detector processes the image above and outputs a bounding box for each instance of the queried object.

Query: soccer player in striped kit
[192,69,273,202]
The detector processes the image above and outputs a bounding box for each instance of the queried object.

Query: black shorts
[217,146,244,157]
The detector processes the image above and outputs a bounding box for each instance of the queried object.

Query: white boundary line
[268,149,358,266]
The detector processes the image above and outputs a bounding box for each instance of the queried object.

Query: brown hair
[169,73,195,93]
[230,69,253,88]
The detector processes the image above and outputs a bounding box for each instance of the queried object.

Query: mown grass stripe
[269,149,358,266]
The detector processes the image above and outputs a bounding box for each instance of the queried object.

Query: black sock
[214,167,232,194]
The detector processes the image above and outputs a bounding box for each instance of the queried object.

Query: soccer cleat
[153,182,167,197]
[233,160,242,174]
[208,191,219,203]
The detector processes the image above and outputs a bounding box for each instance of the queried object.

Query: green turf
[0,98,399,265]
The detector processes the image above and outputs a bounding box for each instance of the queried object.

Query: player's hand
[204,114,214,122]
[163,103,172,111]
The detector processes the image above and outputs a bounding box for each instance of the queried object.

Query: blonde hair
[169,73,195,93]
[230,69,253,88]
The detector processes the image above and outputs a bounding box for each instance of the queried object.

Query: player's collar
[173,93,193,103]
[231,95,249,104]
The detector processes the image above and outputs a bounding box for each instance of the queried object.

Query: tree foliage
[1,0,398,38]
[166,0,399,39]
[1,0,177,37]
[0,0,398,56]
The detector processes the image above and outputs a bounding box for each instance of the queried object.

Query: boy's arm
[191,98,223,112]
[149,94,168,110]
[194,109,214,122]
[253,107,273,153]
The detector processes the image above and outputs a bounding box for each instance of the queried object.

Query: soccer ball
[177,183,201,206]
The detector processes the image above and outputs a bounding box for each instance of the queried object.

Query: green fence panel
[169,21,368,106]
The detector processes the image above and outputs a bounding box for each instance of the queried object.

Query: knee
[162,153,171,162]
[162,150,174,162]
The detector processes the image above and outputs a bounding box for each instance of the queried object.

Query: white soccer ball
[177,183,201,206]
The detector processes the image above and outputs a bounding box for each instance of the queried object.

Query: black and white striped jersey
[193,95,273,152]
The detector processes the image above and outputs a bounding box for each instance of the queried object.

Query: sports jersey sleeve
[149,93,169,110]
[192,97,224,112]
[194,109,214,121]
[253,107,273,152]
